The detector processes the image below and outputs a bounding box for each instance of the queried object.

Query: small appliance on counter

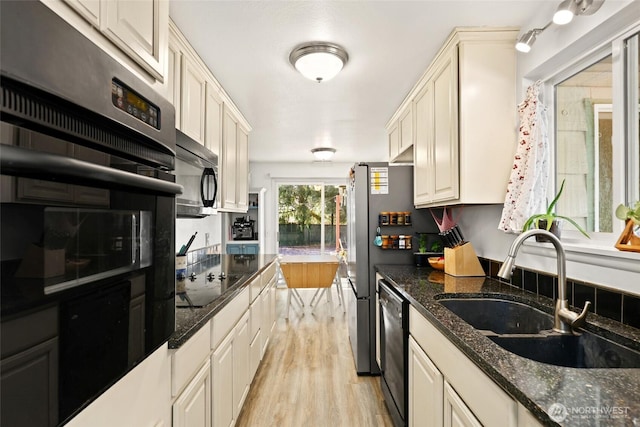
[232,216,255,240]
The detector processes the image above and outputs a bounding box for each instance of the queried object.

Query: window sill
[522,238,640,274]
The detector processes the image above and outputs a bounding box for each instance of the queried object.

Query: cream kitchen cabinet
[169,20,251,212]
[408,336,443,427]
[220,106,250,212]
[388,28,518,208]
[387,103,414,163]
[58,0,166,81]
[173,360,211,427]
[409,305,519,427]
[180,54,207,145]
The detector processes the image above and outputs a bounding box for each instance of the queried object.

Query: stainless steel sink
[437,297,640,368]
[438,298,553,334]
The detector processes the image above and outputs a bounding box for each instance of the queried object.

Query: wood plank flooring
[236,287,394,427]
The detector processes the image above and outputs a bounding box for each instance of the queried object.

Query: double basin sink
[437,297,640,369]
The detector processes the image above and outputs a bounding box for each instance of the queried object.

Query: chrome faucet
[497,229,591,335]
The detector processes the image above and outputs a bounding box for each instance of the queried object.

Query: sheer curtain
[499,82,550,233]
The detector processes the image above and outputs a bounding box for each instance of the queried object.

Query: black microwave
[0,2,181,425]
[175,129,219,218]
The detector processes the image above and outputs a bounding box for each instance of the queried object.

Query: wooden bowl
[428,257,445,271]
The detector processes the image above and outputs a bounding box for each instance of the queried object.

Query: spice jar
[397,212,405,225]
[390,235,399,249]
[398,235,406,249]
[381,235,390,249]
[389,212,398,225]
[403,212,412,226]
[379,212,390,226]
[405,235,412,250]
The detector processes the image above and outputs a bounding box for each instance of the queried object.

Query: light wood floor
[236,287,394,427]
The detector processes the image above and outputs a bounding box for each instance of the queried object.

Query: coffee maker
[232,216,255,240]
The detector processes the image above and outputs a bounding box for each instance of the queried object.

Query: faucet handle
[571,301,591,329]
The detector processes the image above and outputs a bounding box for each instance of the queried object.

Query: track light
[553,0,580,25]
[515,24,550,53]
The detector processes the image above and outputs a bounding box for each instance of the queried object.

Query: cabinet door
[181,56,207,144]
[212,333,234,427]
[399,105,413,154]
[431,48,459,203]
[444,381,482,427]
[1,338,58,427]
[375,282,381,369]
[222,107,238,209]
[414,81,434,206]
[236,126,249,212]
[173,360,211,427]
[244,244,259,255]
[233,312,250,420]
[259,284,271,358]
[167,37,182,128]
[62,0,100,26]
[388,121,400,161]
[102,0,163,80]
[408,336,443,427]
[205,84,223,158]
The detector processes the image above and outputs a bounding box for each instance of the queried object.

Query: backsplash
[479,258,640,330]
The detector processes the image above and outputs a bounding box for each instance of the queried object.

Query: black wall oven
[0,2,181,425]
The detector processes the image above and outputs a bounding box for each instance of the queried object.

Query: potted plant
[522,179,590,242]
[615,201,640,246]
[414,234,442,267]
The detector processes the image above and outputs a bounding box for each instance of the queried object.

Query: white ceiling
[169,1,557,164]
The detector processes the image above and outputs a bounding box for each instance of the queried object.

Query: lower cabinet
[173,360,212,427]
[174,260,278,427]
[408,336,443,427]
[408,305,540,427]
[443,381,481,427]
[227,243,259,255]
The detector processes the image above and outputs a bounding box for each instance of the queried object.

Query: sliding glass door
[277,183,346,255]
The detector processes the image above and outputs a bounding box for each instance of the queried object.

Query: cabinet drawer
[171,321,211,397]
[409,306,517,427]
[250,276,262,303]
[212,287,250,350]
[261,262,277,288]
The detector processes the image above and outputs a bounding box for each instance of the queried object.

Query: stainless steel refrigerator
[345,162,436,375]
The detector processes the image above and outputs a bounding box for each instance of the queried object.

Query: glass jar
[405,235,412,250]
[389,212,398,225]
[398,235,406,249]
[397,212,405,225]
[381,235,390,249]
[379,212,390,226]
[390,235,399,249]
[404,211,412,226]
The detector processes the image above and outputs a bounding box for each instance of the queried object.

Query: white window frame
[522,19,640,277]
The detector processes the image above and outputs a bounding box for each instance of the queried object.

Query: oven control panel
[111,79,160,129]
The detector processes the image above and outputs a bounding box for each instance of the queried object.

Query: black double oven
[1,2,181,425]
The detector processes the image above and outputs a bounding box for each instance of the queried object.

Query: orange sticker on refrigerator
[370,167,388,194]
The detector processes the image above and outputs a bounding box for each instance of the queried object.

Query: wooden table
[279,255,340,318]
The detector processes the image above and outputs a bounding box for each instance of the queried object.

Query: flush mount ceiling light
[289,42,349,83]
[553,0,605,25]
[311,147,336,161]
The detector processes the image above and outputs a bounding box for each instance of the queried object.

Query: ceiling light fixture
[289,42,349,83]
[311,147,336,161]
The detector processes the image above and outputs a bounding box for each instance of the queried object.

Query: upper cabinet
[388,28,518,208]
[387,103,413,163]
[168,21,251,213]
[59,0,166,81]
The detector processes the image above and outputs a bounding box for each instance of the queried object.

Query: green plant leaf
[556,215,590,238]
[547,179,566,215]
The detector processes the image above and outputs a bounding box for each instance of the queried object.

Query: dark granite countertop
[170,254,278,349]
[376,264,640,427]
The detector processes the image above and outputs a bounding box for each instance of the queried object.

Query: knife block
[444,242,485,277]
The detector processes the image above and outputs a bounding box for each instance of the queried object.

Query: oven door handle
[201,167,217,207]
[1,145,183,195]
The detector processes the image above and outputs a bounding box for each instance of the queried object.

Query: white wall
[249,161,353,253]
[176,214,222,253]
[460,1,639,296]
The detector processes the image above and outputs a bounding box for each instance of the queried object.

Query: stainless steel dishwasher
[378,279,408,427]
